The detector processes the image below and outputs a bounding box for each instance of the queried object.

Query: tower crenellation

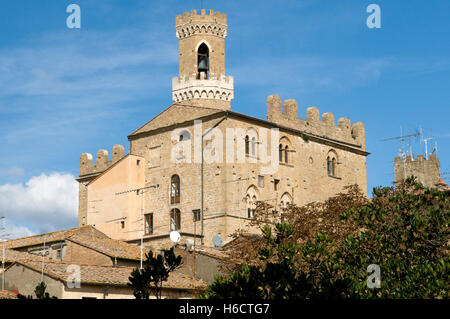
[79,144,125,177]
[267,94,366,149]
[394,153,441,188]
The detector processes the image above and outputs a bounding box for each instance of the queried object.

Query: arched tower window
[170,175,180,204]
[197,43,209,79]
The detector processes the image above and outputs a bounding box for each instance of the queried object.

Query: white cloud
[1,222,35,240]
[0,172,78,237]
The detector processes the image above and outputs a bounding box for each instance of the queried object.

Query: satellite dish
[185,238,194,250]
[212,235,223,247]
[170,231,181,243]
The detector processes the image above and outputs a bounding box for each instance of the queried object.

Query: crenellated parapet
[175,9,227,39]
[266,94,366,149]
[79,144,125,177]
[394,153,441,188]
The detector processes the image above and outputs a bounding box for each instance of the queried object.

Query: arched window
[279,144,283,162]
[327,156,332,176]
[332,158,337,177]
[245,135,250,155]
[170,175,180,204]
[251,137,256,156]
[284,145,289,163]
[170,208,181,231]
[246,186,258,219]
[327,150,338,177]
[179,130,191,141]
[197,43,209,79]
[280,193,292,211]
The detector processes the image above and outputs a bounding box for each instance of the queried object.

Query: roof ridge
[128,102,224,137]
[4,226,87,245]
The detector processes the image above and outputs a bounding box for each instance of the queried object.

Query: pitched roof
[193,246,229,260]
[67,234,151,261]
[4,226,108,249]
[2,248,42,263]
[435,178,450,191]
[0,290,18,299]
[129,103,222,137]
[14,260,206,290]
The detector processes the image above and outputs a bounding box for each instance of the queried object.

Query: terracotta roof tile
[67,234,151,261]
[4,226,108,249]
[3,248,42,263]
[17,260,206,290]
[0,290,18,299]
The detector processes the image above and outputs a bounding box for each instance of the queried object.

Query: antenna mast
[380,126,420,161]
[1,216,10,290]
[115,184,159,269]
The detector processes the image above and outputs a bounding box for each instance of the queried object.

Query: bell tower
[172,9,234,110]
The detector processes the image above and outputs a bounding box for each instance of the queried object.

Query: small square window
[121,221,125,229]
[274,179,280,191]
[145,213,153,235]
[137,160,141,166]
[258,175,264,188]
[193,209,201,222]
[56,249,62,260]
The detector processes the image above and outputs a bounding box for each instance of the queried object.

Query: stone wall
[65,241,113,266]
[394,153,441,188]
[4,264,63,298]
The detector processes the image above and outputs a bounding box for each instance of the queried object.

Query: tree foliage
[17,281,58,299]
[128,247,182,299]
[203,178,449,299]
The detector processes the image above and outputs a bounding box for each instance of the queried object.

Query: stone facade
[394,153,441,188]
[76,9,369,250]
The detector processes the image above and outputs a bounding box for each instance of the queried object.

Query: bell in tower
[172,9,234,110]
[197,43,209,79]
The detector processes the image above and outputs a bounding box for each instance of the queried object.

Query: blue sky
[0,0,449,238]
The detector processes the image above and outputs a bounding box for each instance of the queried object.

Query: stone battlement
[394,153,441,188]
[79,144,125,177]
[266,94,365,149]
[176,9,227,39]
[394,153,439,164]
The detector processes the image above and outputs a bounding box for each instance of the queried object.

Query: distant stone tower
[394,154,441,188]
[172,9,234,110]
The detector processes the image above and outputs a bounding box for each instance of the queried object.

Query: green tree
[17,282,58,299]
[203,179,449,299]
[128,247,182,299]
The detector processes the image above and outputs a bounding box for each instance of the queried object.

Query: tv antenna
[212,235,223,247]
[381,126,421,160]
[1,216,11,290]
[420,127,433,160]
